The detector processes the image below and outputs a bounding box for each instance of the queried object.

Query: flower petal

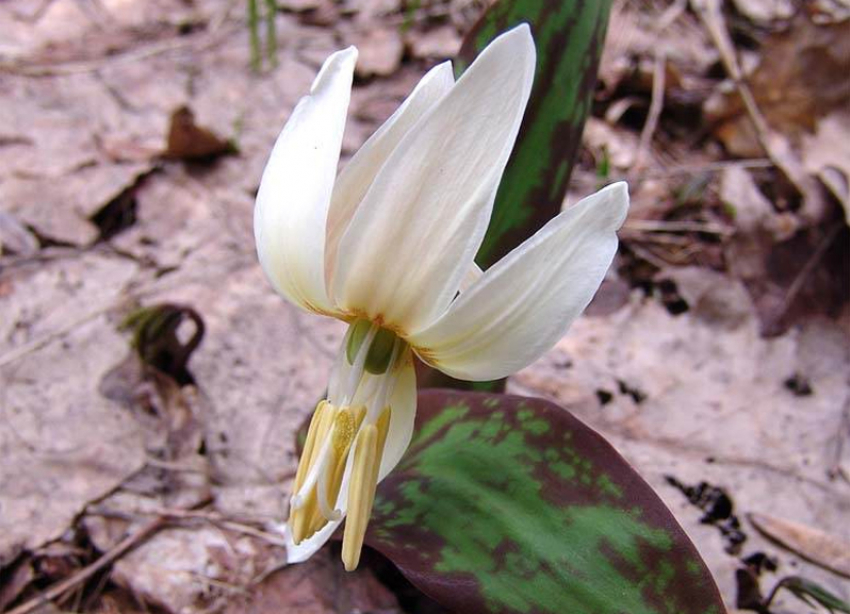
[410,182,629,381]
[325,62,455,286]
[254,47,357,315]
[284,516,342,564]
[331,25,536,333]
[459,262,483,293]
[377,348,416,480]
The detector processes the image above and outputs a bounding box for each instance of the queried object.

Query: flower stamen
[342,405,391,571]
[288,321,404,555]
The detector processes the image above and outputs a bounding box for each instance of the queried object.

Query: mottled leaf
[364,390,724,614]
[458,0,613,268]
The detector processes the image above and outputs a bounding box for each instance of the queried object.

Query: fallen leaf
[164,106,236,161]
[351,27,404,78]
[749,512,850,579]
[0,557,35,611]
[730,0,794,25]
[801,111,850,225]
[0,211,39,257]
[0,252,146,567]
[709,14,850,147]
[408,25,461,60]
[222,548,402,614]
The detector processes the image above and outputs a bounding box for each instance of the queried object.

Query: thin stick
[633,51,666,172]
[773,222,843,322]
[0,28,234,77]
[691,0,824,222]
[6,518,166,614]
[264,0,277,67]
[623,219,732,235]
[247,0,261,72]
[634,158,774,179]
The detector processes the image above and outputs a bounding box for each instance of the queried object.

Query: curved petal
[377,348,416,480]
[325,62,455,286]
[254,47,357,315]
[331,25,536,333]
[410,182,630,381]
[459,262,483,293]
[284,516,342,564]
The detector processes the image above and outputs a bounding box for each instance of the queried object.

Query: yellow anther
[374,406,392,466]
[331,407,356,455]
[290,401,338,545]
[293,401,329,493]
[342,424,378,571]
[341,406,392,571]
[326,406,366,514]
[292,489,318,544]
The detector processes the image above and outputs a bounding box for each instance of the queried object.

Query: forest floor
[1,0,848,612]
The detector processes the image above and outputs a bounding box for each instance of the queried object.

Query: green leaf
[771,576,850,613]
[365,390,724,614]
[458,0,613,268]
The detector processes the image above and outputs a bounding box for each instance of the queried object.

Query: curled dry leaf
[165,106,236,161]
[801,111,850,225]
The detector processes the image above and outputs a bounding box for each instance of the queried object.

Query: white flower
[254,24,629,571]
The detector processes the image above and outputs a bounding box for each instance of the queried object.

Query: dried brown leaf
[164,106,235,161]
[749,512,850,579]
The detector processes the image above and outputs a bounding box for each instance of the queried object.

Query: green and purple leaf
[458,0,613,268]
[364,390,724,614]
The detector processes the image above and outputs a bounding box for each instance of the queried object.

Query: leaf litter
[1,0,849,611]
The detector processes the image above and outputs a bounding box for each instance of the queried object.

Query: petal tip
[505,22,535,53]
[501,22,536,86]
[606,181,631,228]
[340,45,359,63]
[513,22,533,37]
[311,47,358,93]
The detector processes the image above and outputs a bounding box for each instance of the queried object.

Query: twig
[828,395,850,483]
[144,456,208,474]
[624,219,732,236]
[88,506,289,547]
[633,158,774,180]
[626,242,669,269]
[5,518,166,614]
[0,23,238,78]
[656,0,687,31]
[158,508,288,547]
[0,306,113,368]
[247,0,261,72]
[633,51,666,172]
[773,221,843,322]
[690,0,825,223]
